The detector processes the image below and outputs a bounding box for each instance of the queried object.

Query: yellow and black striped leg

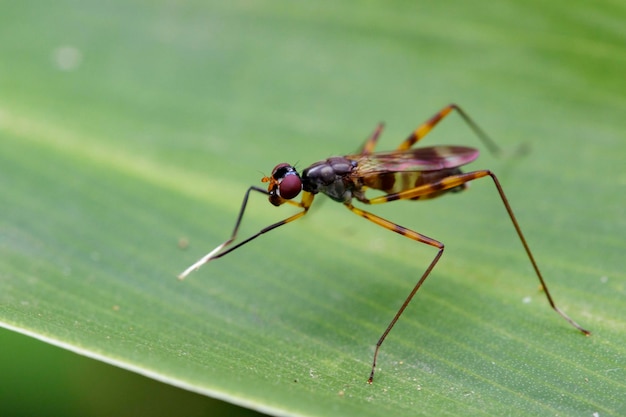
[358,123,385,156]
[397,104,501,155]
[343,202,444,384]
[354,169,589,381]
[366,169,589,325]
[178,190,315,279]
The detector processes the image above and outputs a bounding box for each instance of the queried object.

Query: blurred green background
[1,1,624,416]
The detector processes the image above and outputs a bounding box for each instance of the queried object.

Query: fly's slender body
[179,104,590,383]
[301,146,474,204]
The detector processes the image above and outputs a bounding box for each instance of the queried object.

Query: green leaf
[1,1,625,416]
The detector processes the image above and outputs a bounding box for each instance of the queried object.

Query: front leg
[178,189,315,279]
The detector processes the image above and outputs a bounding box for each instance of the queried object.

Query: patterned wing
[351,145,479,175]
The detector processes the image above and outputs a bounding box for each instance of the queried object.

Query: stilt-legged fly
[179,104,590,383]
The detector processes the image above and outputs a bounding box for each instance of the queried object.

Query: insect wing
[351,145,479,176]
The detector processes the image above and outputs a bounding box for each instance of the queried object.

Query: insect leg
[365,170,590,334]
[398,104,501,155]
[344,202,444,383]
[358,123,385,155]
[178,189,314,279]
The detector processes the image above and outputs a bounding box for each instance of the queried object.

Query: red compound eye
[279,174,302,199]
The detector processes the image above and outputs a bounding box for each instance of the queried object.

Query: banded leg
[354,170,589,382]
[365,170,589,334]
[397,104,502,155]
[358,123,385,156]
[178,189,315,279]
[344,202,444,384]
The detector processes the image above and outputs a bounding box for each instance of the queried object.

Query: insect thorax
[302,157,358,202]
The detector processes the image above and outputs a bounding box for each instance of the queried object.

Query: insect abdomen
[363,168,466,199]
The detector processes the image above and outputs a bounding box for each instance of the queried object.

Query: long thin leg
[358,104,501,158]
[397,104,502,155]
[364,169,590,332]
[358,123,385,155]
[178,189,315,279]
[354,170,589,382]
[343,202,444,384]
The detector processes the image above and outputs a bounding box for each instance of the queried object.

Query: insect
[179,104,590,383]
